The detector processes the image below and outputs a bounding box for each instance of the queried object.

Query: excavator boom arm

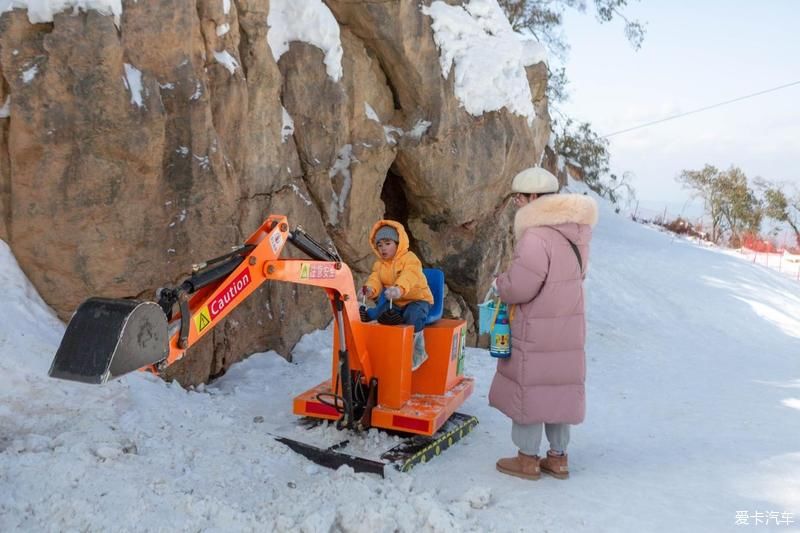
[49,215,372,383]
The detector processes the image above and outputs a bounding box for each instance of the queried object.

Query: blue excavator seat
[365,267,445,325]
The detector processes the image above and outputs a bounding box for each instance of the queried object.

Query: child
[361,220,434,369]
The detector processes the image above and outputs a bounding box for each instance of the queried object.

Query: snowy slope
[1,188,799,532]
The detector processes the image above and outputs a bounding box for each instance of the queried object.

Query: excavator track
[274,412,479,477]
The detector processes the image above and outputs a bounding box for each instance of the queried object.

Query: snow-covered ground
[733,248,800,283]
[1,190,799,532]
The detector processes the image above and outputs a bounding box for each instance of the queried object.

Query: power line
[601,80,800,138]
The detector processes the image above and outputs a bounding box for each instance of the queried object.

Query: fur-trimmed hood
[513,193,598,241]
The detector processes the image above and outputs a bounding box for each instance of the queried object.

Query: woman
[490,167,598,480]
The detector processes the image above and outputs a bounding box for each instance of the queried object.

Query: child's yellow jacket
[365,220,433,307]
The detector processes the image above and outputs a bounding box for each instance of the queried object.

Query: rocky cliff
[0,0,552,384]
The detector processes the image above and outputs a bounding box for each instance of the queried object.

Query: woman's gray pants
[512,422,570,455]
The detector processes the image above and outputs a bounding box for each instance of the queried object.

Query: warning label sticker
[194,306,211,333]
[299,262,336,280]
[270,231,283,253]
[209,268,252,320]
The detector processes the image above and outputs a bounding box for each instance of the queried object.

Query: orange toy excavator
[49,215,477,474]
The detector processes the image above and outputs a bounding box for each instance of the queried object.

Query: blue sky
[558,1,800,217]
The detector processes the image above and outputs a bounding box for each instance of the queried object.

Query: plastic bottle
[489,304,511,358]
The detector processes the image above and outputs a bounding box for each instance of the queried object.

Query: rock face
[0,0,551,385]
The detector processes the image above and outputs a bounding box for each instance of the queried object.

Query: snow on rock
[267,0,343,82]
[364,102,431,143]
[364,101,381,122]
[383,125,403,145]
[215,23,230,36]
[0,0,123,24]
[290,182,313,206]
[0,96,9,118]
[20,64,38,84]
[122,63,144,108]
[213,50,239,75]
[281,105,294,142]
[328,144,356,224]
[406,119,432,140]
[189,80,203,101]
[422,0,547,124]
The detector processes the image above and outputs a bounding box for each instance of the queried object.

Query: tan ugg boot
[496,452,541,480]
[539,450,569,479]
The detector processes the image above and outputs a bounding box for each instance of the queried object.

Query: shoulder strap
[545,226,583,274]
[514,226,583,309]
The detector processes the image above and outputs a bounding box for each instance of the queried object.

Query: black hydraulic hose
[334,295,355,429]
[184,255,245,293]
[178,292,190,349]
[288,228,340,262]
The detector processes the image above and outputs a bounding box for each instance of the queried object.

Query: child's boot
[539,450,569,479]
[412,331,428,370]
[496,452,541,480]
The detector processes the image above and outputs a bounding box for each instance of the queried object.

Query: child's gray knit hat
[375,225,399,244]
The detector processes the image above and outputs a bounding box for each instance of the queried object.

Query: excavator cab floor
[293,377,475,436]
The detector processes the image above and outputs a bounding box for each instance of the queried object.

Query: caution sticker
[194,306,211,333]
[299,262,336,280]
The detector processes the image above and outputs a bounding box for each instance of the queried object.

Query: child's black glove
[359,305,370,322]
[377,308,404,325]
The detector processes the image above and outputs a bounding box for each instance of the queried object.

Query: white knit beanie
[511,167,559,194]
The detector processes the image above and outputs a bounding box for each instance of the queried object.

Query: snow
[2,182,800,531]
[20,64,37,84]
[216,23,230,37]
[289,182,313,207]
[213,50,239,75]
[383,125,403,145]
[406,119,432,140]
[328,144,356,225]
[0,96,9,118]
[364,102,381,123]
[422,0,547,124]
[122,63,144,108]
[189,80,203,101]
[267,0,343,82]
[0,0,122,24]
[281,106,294,142]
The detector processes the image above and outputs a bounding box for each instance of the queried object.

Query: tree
[602,171,637,211]
[555,118,609,186]
[677,165,725,242]
[555,118,636,210]
[498,0,645,59]
[756,179,800,246]
[715,167,761,245]
[498,0,646,102]
[677,165,762,244]
[497,0,646,205]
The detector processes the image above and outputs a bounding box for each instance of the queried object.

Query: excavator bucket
[49,298,169,384]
